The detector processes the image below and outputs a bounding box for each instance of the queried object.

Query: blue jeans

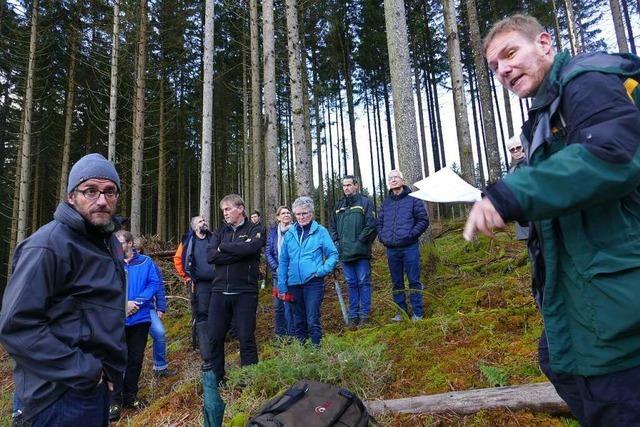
[273,278,294,337]
[386,242,424,317]
[149,309,168,371]
[18,382,109,427]
[342,259,372,320]
[539,331,640,425]
[288,278,325,345]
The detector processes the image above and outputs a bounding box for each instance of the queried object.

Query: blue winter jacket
[266,224,280,273]
[124,251,161,326]
[377,185,429,248]
[278,221,338,293]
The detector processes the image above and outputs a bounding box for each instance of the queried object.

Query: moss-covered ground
[0,221,579,426]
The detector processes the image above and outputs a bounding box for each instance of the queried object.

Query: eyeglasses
[294,211,311,217]
[388,175,402,181]
[75,187,119,201]
[509,146,523,153]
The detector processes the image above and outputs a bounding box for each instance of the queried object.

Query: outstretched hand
[463,198,505,241]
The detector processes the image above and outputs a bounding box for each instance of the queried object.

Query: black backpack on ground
[248,380,372,427]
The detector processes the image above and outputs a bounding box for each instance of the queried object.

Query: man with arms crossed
[464,14,640,424]
[207,194,265,382]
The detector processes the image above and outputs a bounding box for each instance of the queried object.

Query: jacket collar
[529,50,572,112]
[388,185,411,199]
[54,202,115,238]
[294,220,318,234]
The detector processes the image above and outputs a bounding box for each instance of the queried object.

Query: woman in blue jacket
[278,197,338,345]
[110,231,160,420]
[266,206,294,337]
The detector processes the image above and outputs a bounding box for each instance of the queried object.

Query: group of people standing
[170,168,431,392]
[265,170,430,342]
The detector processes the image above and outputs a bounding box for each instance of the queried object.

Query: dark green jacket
[330,193,377,262]
[485,51,640,376]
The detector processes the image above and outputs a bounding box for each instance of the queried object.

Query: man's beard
[199,225,208,233]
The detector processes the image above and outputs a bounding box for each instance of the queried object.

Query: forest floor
[0,220,580,426]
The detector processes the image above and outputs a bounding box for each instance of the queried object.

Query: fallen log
[365,382,570,416]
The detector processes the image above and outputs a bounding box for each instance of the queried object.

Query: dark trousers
[208,292,258,380]
[111,322,150,406]
[195,280,214,322]
[17,382,109,427]
[386,242,424,317]
[539,331,640,426]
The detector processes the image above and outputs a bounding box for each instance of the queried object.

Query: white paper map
[409,167,482,203]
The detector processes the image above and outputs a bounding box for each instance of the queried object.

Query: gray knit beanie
[67,153,121,194]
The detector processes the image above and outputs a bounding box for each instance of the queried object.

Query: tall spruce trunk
[620,0,636,54]
[251,0,263,211]
[130,0,148,236]
[564,0,581,54]
[609,0,629,52]
[200,0,214,223]
[285,0,312,195]
[16,0,39,245]
[311,40,326,223]
[465,0,500,183]
[413,56,429,178]
[156,76,167,240]
[384,0,422,185]
[108,0,120,163]
[263,0,279,219]
[59,25,79,202]
[442,0,475,184]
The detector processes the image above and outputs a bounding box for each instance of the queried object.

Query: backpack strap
[263,383,309,415]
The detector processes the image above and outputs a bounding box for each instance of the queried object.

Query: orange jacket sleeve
[173,242,188,281]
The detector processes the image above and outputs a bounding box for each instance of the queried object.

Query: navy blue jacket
[377,186,429,248]
[266,224,281,273]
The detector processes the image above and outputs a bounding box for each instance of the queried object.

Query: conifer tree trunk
[310,41,326,224]
[609,0,629,53]
[550,0,563,52]
[251,0,263,212]
[442,0,475,184]
[564,0,581,54]
[384,0,422,185]
[130,0,148,236]
[156,76,167,240]
[414,56,429,177]
[465,0,500,183]
[263,0,279,219]
[502,87,514,138]
[381,73,395,169]
[285,0,312,195]
[59,24,79,202]
[108,0,120,163]
[469,69,485,187]
[200,0,214,223]
[242,29,253,208]
[620,0,636,54]
[16,0,39,245]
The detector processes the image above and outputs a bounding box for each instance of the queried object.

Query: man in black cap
[0,153,127,426]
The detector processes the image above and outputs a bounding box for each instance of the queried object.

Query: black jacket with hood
[0,202,127,420]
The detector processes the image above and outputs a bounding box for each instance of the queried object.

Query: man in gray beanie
[0,153,127,426]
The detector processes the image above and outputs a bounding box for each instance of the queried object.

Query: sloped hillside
[0,221,578,426]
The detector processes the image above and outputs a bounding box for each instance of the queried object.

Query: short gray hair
[292,196,314,214]
[190,215,203,230]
